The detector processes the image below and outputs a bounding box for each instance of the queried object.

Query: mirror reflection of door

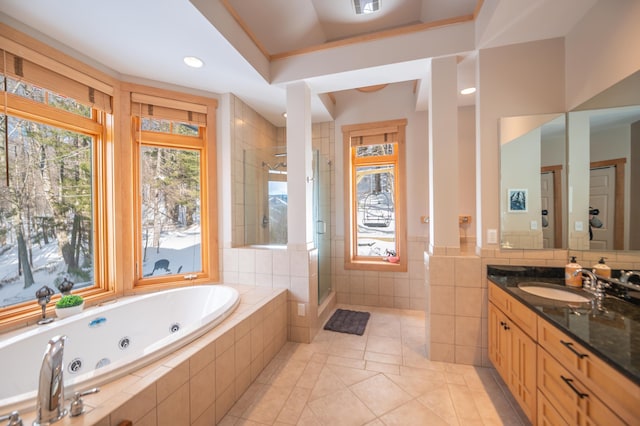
[541,166,563,248]
[588,158,626,250]
[541,172,554,248]
[589,166,615,250]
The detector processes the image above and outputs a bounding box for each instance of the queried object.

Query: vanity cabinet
[538,318,639,425]
[489,281,640,426]
[488,284,537,423]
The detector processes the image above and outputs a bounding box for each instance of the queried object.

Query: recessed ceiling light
[353,0,380,15]
[460,87,476,95]
[183,56,204,68]
[282,112,287,118]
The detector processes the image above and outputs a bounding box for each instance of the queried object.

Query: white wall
[565,0,640,110]
[477,37,565,246]
[333,81,429,239]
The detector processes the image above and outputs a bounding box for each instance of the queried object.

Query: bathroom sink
[517,282,593,303]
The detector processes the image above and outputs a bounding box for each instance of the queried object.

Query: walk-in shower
[243,147,332,304]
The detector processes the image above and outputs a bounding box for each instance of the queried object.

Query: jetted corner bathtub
[0,285,239,413]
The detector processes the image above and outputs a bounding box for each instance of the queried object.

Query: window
[0,47,113,319]
[132,93,215,285]
[343,119,407,271]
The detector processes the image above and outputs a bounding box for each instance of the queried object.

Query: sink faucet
[573,268,607,299]
[34,335,68,426]
[620,270,640,284]
[35,286,55,325]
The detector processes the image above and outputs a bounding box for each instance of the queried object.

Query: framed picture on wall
[508,189,528,212]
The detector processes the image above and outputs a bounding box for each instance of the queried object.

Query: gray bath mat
[324,309,370,335]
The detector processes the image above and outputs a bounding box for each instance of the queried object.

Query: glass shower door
[314,150,332,304]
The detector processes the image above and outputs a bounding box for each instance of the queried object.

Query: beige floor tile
[325,364,378,386]
[296,406,324,426]
[325,355,366,369]
[307,388,376,426]
[471,387,524,426]
[350,374,412,416]
[220,305,526,426]
[365,360,400,375]
[307,365,348,401]
[295,361,324,389]
[326,345,365,359]
[331,333,367,350]
[365,335,402,356]
[447,383,482,421]
[386,371,445,397]
[241,384,292,424]
[276,386,311,425]
[368,320,401,337]
[380,399,450,426]
[416,382,460,425]
[364,350,403,365]
[269,359,308,388]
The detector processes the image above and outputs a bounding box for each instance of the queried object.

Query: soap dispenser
[592,257,611,278]
[565,256,583,287]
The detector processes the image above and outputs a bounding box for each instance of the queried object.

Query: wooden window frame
[131,89,218,288]
[343,119,408,272]
[0,40,115,328]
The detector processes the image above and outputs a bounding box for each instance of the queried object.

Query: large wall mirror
[499,70,640,251]
[500,114,567,249]
[568,70,640,251]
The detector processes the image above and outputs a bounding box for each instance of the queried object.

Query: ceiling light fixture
[353,0,380,15]
[460,87,476,95]
[282,112,287,118]
[183,56,204,68]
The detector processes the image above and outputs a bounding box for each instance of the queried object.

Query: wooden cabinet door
[489,302,536,424]
[508,322,536,423]
[488,302,508,379]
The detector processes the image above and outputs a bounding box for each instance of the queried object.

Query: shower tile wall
[229,95,279,247]
[223,111,336,343]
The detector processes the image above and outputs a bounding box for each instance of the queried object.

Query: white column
[428,56,460,251]
[286,82,314,249]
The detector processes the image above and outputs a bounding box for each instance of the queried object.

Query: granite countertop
[487,265,640,387]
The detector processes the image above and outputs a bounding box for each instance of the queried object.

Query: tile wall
[425,247,640,367]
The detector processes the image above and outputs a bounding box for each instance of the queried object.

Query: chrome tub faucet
[34,335,67,426]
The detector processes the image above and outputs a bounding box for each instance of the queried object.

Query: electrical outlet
[297,303,306,317]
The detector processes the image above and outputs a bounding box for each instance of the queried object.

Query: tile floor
[219,305,528,425]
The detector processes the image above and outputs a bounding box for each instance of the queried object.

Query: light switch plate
[575,221,584,232]
[487,229,498,244]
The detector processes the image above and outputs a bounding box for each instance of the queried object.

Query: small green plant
[56,294,84,309]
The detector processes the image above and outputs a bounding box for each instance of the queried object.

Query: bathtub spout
[34,335,67,426]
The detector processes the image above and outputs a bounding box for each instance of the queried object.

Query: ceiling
[0,0,599,127]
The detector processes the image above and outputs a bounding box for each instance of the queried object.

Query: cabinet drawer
[537,390,568,426]
[538,346,626,426]
[488,282,537,339]
[538,318,640,425]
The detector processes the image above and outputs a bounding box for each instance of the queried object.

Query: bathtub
[0,285,239,413]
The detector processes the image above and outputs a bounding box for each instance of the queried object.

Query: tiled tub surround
[13,285,287,425]
[487,265,640,384]
[0,285,241,412]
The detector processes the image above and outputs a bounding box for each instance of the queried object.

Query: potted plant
[55,294,84,318]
